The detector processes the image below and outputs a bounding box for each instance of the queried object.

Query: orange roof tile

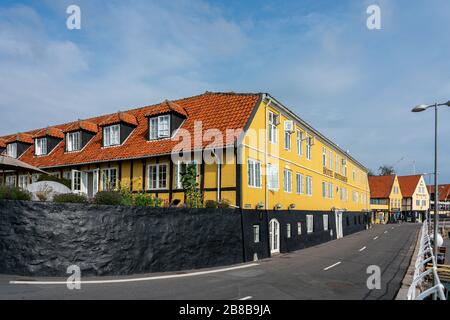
[99,112,138,127]
[397,175,422,198]
[63,120,98,134]
[0,139,5,148]
[427,184,450,201]
[368,175,395,198]
[144,100,188,118]
[0,92,261,168]
[5,133,33,145]
[33,127,65,139]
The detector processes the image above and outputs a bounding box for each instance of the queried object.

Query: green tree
[378,165,395,176]
[180,163,203,208]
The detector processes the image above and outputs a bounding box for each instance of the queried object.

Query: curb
[395,225,422,300]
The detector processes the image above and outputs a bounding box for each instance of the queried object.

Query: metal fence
[407,220,446,300]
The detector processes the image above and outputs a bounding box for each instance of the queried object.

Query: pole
[433,103,439,295]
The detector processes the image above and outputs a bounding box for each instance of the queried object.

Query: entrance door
[335,210,343,239]
[269,218,280,254]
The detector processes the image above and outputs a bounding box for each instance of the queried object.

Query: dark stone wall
[0,200,369,277]
[0,200,243,277]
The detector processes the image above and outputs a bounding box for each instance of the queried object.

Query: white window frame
[101,168,118,191]
[297,222,302,235]
[66,132,81,152]
[148,163,168,190]
[322,147,327,167]
[267,163,279,190]
[296,173,304,194]
[306,137,312,160]
[5,175,17,187]
[248,159,262,188]
[296,130,303,156]
[253,225,260,243]
[322,181,327,199]
[306,176,313,196]
[72,171,82,192]
[18,175,29,189]
[323,214,329,231]
[286,223,291,238]
[268,111,277,144]
[103,124,120,147]
[149,115,171,140]
[283,169,292,193]
[329,150,333,169]
[35,138,47,156]
[284,130,291,150]
[306,215,314,233]
[329,182,333,199]
[175,161,198,189]
[6,143,17,158]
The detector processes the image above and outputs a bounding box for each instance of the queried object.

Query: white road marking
[238,296,253,300]
[384,231,388,234]
[373,236,378,240]
[10,263,260,285]
[323,261,342,271]
[358,246,367,252]
[391,227,394,230]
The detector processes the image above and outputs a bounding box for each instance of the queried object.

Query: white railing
[407,220,446,300]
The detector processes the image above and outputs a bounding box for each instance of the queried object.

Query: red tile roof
[0,139,5,148]
[427,184,450,201]
[0,92,261,168]
[5,133,33,145]
[397,175,422,198]
[32,127,65,139]
[99,112,138,127]
[144,100,188,118]
[368,175,395,198]
[63,120,99,134]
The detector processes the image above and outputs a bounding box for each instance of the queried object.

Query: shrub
[119,187,134,206]
[219,199,231,209]
[133,192,154,207]
[37,174,71,189]
[205,200,218,208]
[0,186,32,201]
[53,193,88,204]
[94,191,123,205]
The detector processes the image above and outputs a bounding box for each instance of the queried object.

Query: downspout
[264,94,273,210]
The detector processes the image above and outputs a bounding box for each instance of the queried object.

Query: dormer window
[35,138,48,156]
[7,143,17,158]
[66,132,81,152]
[149,115,170,140]
[103,124,120,147]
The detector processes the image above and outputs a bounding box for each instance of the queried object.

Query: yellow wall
[388,176,402,212]
[241,100,370,212]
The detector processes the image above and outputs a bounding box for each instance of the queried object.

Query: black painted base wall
[242,210,369,261]
[0,200,369,277]
[0,200,243,277]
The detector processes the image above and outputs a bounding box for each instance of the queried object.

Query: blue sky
[0,0,449,182]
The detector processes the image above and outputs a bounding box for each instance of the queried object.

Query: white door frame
[269,218,280,254]
[335,210,343,239]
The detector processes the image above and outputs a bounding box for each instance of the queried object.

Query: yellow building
[368,175,403,223]
[0,92,370,215]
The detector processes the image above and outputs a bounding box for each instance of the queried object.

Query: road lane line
[384,231,388,234]
[323,261,341,271]
[373,236,378,240]
[10,263,260,285]
[358,246,367,252]
[238,296,253,300]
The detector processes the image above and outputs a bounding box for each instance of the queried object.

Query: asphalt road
[0,223,420,300]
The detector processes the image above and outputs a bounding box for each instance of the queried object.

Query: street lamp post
[411,101,450,260]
